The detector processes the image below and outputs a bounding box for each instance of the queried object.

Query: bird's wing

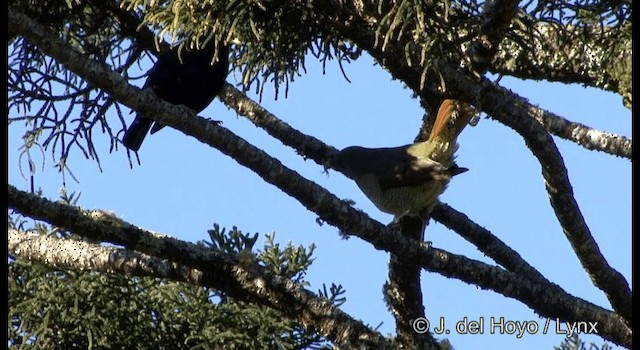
[377,155,457,190]
[143,49,182,91]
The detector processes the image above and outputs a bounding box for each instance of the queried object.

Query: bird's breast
[353,174,448,217]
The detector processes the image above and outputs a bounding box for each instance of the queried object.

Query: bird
[329,99,475,220]
[122,41,230,151]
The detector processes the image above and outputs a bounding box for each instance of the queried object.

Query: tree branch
[8,185,631,347]
[437,68,632,325]
[493,21,632,109]
[317,2,631,324]
[7,222,391,348]
[528,108,631,159]
[432,202,548,284]
[9,229,209,286]
[386,217,437,349]
[468,0,521,77]
[9,7,631,346]
[464,0,629,161]
[218,83,336,165]
[327,2,632,158]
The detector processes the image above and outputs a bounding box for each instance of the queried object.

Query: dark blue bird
[122,42,229,151]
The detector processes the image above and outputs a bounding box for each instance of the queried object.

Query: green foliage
[8,35,134,174]
[526,0,629,27]
[437,338,455,350]
[201,225,347,308]
[11,0,629,176]
[259,232,315,284]
[8,0,361,174]
[554,334,611,350]
[10,0,128,58]
[9,223,336,349]
[317,283,346,307]
[10,0,102,39]
[120,0,361,98]
[201,225,317,284]
[9,1,631,348]
[8,261,166,349]
[203,223,259,254]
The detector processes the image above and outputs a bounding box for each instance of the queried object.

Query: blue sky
[8,51,631,349]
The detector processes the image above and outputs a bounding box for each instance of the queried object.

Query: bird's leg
[204,117,223,125]
[386,217,403,232]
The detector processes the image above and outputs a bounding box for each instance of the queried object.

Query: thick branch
[8,6,426,279]
[386,217,436,349]
[468,0,521,76]
[218,83,336,164]
[530,108,631,158]
[8,185,631,347]
[319,3,631,324]
[7,213,390,348]
[9,7,631,347]
[437,68,632,325]
[493,22,632,109]
[432,202,548,284]
[9,229,209,286]
[415,245,631,349]
[331,4,632,158]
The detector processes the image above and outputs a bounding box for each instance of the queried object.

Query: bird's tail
[122,115,154,152]
[427,99,476,143]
